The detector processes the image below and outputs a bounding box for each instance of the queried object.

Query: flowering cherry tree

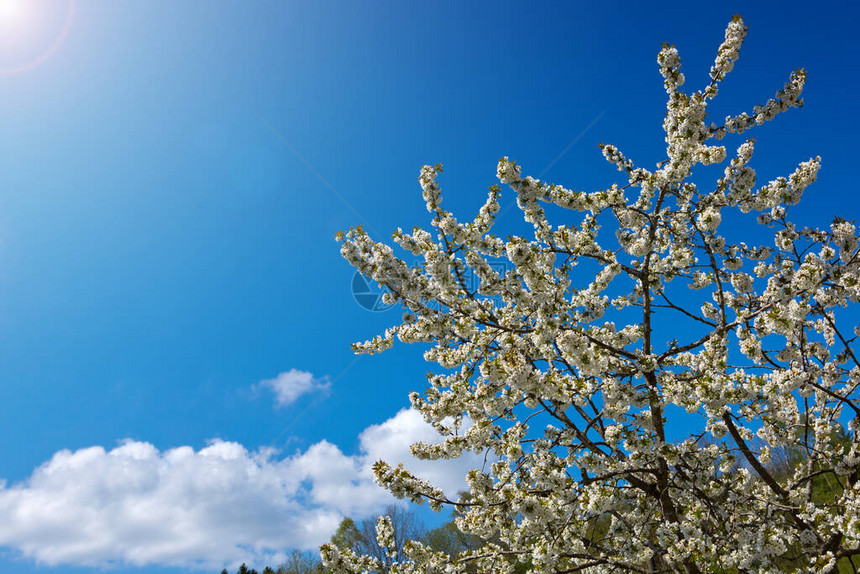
[323,16,860,573]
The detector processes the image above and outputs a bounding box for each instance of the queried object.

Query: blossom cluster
[328,16,860,574]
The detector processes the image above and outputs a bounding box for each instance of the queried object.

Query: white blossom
[328,16,860,574]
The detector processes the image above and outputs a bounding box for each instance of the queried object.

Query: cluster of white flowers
[658,43,684,93]
[697,206,722,231]
[706,15,747,98]
[716,68,807,140]
[599,143,634,173]
[328,16,860,574]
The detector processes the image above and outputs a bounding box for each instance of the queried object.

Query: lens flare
[0,0,75,76]
[0,0,28,26]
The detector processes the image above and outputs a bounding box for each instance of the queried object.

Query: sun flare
[0,0,30,31]
[0,0,74,75]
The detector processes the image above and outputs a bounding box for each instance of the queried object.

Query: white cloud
[0,409,485,570]
[359,408,482,499]
[258,369,330,407]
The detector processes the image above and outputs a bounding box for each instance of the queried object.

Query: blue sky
[0,1,858,572]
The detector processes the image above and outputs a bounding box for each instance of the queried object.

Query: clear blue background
[0,1,858,572]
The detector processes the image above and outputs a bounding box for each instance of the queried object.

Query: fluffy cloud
[0,409,485,570]
[359,408,480,499]
[257,369,331,407]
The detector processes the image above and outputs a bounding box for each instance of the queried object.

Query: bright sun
[0,0,30,31]
[0,0,75,75]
